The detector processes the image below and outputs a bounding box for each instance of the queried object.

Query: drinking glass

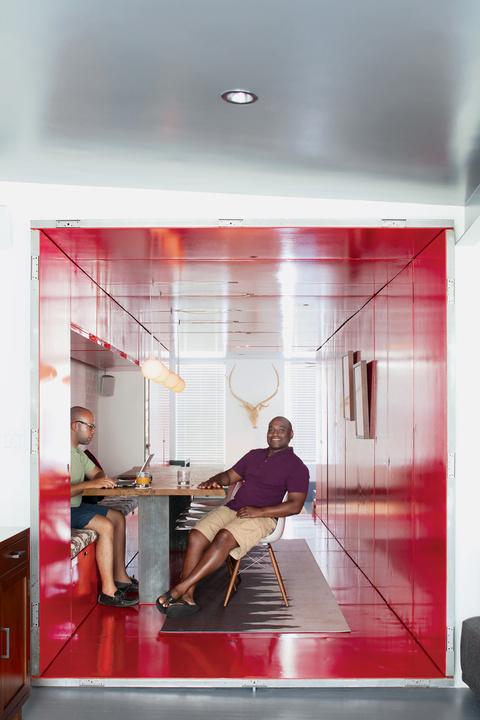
[177,468,191,487]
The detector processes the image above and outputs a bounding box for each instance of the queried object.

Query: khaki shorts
[193,506,277,560]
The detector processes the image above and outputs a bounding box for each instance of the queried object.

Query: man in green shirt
[71,406,138,608]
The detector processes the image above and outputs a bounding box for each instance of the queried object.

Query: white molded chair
[224,491,288,608]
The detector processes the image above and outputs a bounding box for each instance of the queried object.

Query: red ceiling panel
[41,225,449,355]
[41,226,447,261]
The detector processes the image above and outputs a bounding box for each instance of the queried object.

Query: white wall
[454,220,480,684]
[96,368,145,477]
[225,358,285,467]
[70,359,100,456]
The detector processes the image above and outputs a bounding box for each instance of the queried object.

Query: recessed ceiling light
[221,89,258,105]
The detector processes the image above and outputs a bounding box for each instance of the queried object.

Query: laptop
[116,453,154,486]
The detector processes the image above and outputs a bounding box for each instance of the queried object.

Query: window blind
[285,362,318,464]
[176,363,225,464]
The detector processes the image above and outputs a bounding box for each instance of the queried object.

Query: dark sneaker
[98,590,139,607]
[115,578,139,594]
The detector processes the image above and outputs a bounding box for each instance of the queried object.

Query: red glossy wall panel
[326,341,339,535]
[344,318,360,560]
[385,267,414,629]
[317,356,329,523]
[39,233,73,673]
[334,333,346,544]
[71,544,98,631]
[70,266,97,338]
[373,293,390,600]
[356,306,375,580]
[41,225,447,262]
[412,238,447,667]
[70,265,149,365]
[317,232,447,674]
[38,235,150,674]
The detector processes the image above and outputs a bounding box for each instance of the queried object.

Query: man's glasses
[76,420,96,430]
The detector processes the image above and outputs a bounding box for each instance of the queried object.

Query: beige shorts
[193,505,277,560]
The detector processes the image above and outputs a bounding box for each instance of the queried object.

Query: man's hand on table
[237,506,263,519]
[197,478,223,490]
[85,476,117,489]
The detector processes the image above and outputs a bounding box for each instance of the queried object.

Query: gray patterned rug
[162,539,350,633]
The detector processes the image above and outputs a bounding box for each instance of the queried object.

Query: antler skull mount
[228,364,280,428]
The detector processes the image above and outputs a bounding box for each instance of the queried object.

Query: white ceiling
[3,1,480,204]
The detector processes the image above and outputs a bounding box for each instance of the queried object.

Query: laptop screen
[116,453,154,482]
[138,453,154,474]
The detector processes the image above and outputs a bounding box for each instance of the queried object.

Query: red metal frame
[36,225,449,680]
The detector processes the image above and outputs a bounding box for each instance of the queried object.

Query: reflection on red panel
[70,272,154,366]
[316,232,447,674]
[39,233,72,673]
[41,518,443,681]
[37,224,448,680]
[38,226,450,359]
[40,226,448,261]
[71,545,98,631]
[70,266,97,338]
[412,238,447,668]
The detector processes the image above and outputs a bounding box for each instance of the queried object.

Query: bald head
[70,406,96,447]
[266,416,293,453]
[71,406,90,423]
[269,416,293,432]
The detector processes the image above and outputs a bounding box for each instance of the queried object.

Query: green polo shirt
[70,446,96,508]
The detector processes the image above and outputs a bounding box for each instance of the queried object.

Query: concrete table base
[138,495,170,603]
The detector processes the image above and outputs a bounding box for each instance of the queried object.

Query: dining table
[82,464,225,603]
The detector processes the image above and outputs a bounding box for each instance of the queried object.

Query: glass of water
[177,468,191,487]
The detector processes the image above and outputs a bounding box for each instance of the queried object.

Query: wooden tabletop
[82,464,226,497]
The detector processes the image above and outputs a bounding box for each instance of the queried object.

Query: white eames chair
[224,489,288,608]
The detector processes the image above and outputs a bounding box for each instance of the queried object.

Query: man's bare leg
[158,529,239,608]
[178,529,212,604]
[106,509,131,584]
[85,515,117,597]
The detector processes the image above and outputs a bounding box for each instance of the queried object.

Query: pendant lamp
[172,377,186,393]
[141,357,168,380]
[164,371,180,389]
[151,362,170,383]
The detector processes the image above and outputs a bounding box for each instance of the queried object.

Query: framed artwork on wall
[342,351,355,420]
[354,360,370,439]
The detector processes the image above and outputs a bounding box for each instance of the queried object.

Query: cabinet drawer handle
[5,550,26,560]
[0,628,10,660]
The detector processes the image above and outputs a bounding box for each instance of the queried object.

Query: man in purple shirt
[156,416,309,617]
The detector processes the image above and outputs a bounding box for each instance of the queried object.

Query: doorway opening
[31,222,453,685]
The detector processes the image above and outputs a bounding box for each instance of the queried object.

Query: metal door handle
[0,628,10,659]
[5,550,26,560]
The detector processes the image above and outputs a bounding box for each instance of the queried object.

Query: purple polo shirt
[226,447,309,512]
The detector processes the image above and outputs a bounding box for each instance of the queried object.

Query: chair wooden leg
[224,558,241,607]
[267,544,289,607]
